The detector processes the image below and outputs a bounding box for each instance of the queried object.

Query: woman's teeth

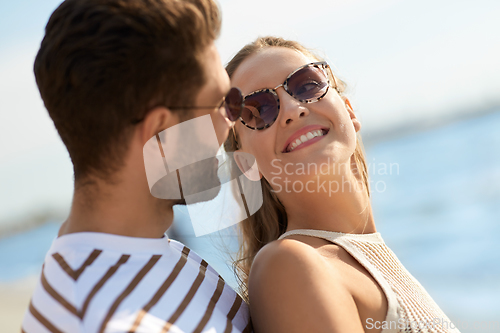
[288,130,325,152]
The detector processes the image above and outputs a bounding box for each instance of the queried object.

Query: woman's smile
[282,125,330,153]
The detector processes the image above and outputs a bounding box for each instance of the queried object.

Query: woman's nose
[277,88,309,127]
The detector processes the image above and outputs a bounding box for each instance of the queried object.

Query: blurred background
[1,0,499,332]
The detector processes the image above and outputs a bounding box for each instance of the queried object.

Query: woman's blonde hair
[224,36,370,302]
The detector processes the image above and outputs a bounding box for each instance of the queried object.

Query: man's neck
[59,176,175,239]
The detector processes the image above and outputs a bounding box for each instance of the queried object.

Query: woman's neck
[281,168,376,234]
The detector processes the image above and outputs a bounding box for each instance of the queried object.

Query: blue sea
[1,111,499,332]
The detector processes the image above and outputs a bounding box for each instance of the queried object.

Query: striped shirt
[21,232,251,333]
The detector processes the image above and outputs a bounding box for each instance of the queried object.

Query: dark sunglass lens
[287,65,328,101]
[224,87,243,121]
[242,90,279,130]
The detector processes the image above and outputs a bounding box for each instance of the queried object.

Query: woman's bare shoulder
[248,238,364,333]
[251,237,332,275]
[251,236,344,278]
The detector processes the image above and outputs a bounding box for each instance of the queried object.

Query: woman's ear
[344,98,361,133]
[233,151,262,181]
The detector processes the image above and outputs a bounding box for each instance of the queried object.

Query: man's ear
[139,106,180,145]
[233,151,262,181]
[344,98,361,133]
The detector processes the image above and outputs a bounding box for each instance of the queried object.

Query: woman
[223,37,460,333]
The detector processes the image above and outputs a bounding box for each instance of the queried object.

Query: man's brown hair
[34,0,221,182]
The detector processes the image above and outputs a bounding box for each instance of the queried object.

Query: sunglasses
[230,61,336,130]
[131,87,244,125]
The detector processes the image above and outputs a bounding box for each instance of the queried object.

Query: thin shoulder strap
[278,229,345,241]
[278,229,383,243]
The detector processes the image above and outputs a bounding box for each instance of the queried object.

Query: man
[22,0,251,332]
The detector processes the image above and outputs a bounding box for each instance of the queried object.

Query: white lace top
[278,229,460,333]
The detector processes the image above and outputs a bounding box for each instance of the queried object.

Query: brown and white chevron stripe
[22,242,250,333]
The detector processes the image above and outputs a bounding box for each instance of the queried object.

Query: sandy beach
[0,276,38,333]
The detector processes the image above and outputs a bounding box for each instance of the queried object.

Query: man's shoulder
[167,238,223,281]
[22,234,251,333]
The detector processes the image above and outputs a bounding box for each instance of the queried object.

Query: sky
[216,0,500,129]
[0,0,499,223]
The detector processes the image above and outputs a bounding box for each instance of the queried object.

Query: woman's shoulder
[253,235,343,272]
[255,236,325,265]
[249,237,342,291]
[247,238,363,332]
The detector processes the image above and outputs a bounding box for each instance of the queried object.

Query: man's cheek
[210,110,231,146]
